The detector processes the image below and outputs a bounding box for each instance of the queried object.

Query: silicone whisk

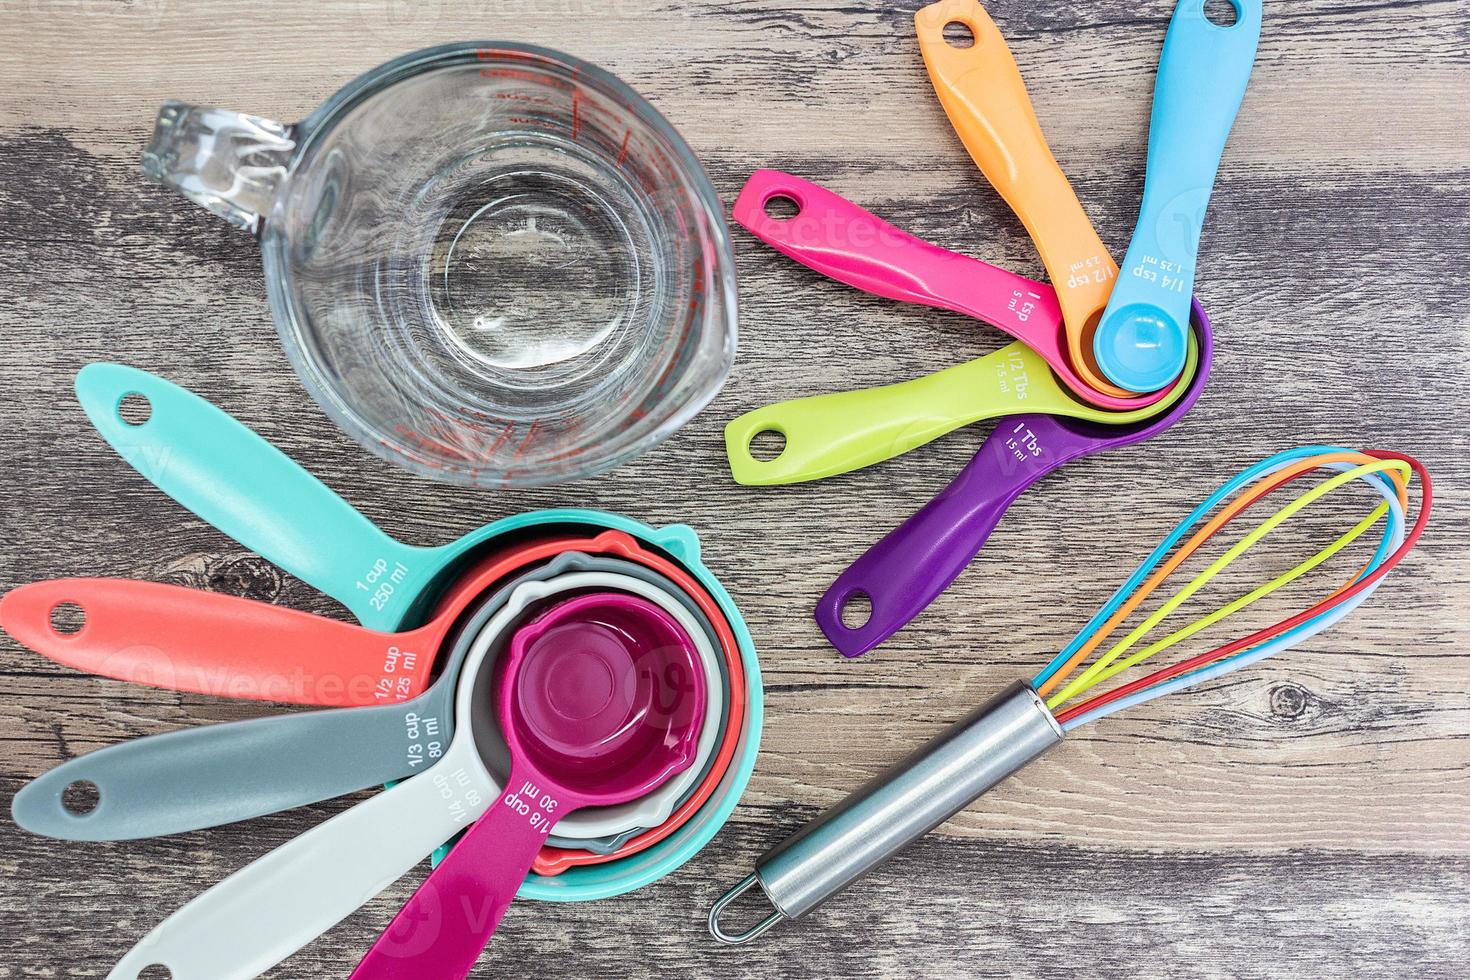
[1035,446,1428,727]
[709,446,1430,944]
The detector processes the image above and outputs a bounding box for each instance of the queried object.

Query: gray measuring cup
[12,551,599,841]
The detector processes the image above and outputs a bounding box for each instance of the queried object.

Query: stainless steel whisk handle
[708,681,1063,944]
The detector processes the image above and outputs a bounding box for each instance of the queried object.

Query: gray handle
[12,550,609,843]
[10,695,447,841]
[710,682,1061,943]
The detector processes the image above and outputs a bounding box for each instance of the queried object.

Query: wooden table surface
[2,1,1467,976]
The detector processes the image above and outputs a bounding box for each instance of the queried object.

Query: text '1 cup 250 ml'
[143,41,738,487]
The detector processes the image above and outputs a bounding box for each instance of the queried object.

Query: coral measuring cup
[352,592,707,977]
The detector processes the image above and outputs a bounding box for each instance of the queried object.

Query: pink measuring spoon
[732,170,1175,411]
[351,591,706,979]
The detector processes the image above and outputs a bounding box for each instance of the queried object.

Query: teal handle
[1095,0,1262,393]
[75,364,432,630]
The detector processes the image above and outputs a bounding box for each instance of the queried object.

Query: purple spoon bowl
[816,300,1213,658]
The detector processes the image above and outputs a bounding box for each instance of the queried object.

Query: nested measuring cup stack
[1,364,763,979]
[723,0,1263,657]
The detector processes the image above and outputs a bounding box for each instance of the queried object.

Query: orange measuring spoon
[916,0,1134,398]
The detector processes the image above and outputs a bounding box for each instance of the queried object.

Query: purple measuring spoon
[817,301,1212,657]
[352,592,706,978]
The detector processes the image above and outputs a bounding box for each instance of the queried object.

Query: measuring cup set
[1,363,762,977]
[725,0,1260,655]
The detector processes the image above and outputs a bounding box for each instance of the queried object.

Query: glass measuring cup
[143,42,738,487]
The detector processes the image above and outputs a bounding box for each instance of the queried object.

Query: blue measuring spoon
[1093,0,1263,393]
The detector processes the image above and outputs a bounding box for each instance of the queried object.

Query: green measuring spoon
[724,335,1199,486]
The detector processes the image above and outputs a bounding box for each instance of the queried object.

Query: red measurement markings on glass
[511,420,542,460]
[393,409,559,475]
[391,410,502,471]
[477,47,572,86]
[482,422,517,458]
[615,249,709,427]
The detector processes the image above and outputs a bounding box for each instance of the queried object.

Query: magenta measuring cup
[817,300,1213,657]
[352,592,706,978]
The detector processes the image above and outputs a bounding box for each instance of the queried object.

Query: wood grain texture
[1,0,1467,976]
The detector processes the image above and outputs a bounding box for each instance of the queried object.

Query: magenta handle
[734,168,1055,333]
[731,170,1170,411]
[352,769,571,979]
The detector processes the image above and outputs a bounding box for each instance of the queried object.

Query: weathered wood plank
[5,809,1469,978]
[1,0,1467,976]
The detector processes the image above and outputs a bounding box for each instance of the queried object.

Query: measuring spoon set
[1,364,763,976]
[725,170,1205,486]
[726,0,1260,653]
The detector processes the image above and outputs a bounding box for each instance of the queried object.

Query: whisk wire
[1034,452,1399,696]
[1050,450,1429,728]
[1054,501,1388,706]
[1045,459,1409,708]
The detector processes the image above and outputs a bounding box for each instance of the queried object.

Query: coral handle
[0,577,434,706]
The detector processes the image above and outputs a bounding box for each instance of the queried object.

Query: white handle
[109,740,492,980]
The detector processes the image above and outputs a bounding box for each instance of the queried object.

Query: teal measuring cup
[68,362,763,902]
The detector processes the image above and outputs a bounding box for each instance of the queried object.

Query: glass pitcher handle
[141,101,295,233]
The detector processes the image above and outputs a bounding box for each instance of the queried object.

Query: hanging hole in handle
[840,590,872,631]
[747,429,786,462]
[709,873,786,946]
[1203,0,1240,27]
[118,392,152,427]
[49,602,86,636]
[943,21,976,48]
[139,966,173,980]
[62,780,100,816]
[762,194,800,221]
